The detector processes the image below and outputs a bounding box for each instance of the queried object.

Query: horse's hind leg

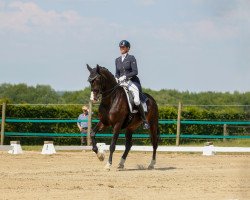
[148,125,159,170]
[117,130,133,170]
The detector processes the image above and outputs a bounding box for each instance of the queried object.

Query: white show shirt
[121,53,127,62]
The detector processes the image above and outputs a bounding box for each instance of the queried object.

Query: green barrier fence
[1,119,176,124]
[2,118,250,125]
[1,118,250,140]
[4,132,250,139]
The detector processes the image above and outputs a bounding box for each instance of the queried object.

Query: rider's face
[120,46,129,54]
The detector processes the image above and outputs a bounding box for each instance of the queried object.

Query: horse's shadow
[120,165,176,171]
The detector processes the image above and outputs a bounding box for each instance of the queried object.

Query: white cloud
[0,1,83,33]
[0,0,248,44]
[0,1,126,41]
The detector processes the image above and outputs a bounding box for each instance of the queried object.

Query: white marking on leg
[97,152,105,161]
[148,159,156,170]
[117,158,126,169]
[104,162,112,171]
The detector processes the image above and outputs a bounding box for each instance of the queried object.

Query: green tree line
[1,83,250,106]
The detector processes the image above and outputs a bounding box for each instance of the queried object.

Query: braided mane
[98,66,116,81]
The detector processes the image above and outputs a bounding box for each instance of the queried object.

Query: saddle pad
[122,87,147,113]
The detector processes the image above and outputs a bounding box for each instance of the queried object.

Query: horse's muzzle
[93,90,100,101]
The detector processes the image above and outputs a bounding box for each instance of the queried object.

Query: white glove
[118,75,126,82]
[119,82,127,87]
[115,77,119,83]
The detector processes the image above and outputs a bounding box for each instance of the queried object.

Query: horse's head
[87,64,103,101]
[87,64,117,101]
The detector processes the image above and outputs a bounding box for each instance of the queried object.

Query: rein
[99,76,120,99]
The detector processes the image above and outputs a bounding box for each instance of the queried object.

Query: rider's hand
[118,75,126,82]
[115,77,119,83]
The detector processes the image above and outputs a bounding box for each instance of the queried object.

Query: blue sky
[0,0,249,92]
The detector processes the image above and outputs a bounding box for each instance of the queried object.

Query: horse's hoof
[147,165,155,170]
[117,158,125,171]
[104,162,112,171]
[97,152,105,161]
[117,164,125,171]
[148,160,156,170]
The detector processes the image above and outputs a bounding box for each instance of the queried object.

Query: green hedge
[0,104,249,145]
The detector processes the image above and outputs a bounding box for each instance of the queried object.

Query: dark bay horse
[87,64,159,170]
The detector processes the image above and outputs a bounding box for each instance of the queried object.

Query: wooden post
[176,102,182,146]
[1,102,7,145]
[223,124,228,142]
[87,101,93,146]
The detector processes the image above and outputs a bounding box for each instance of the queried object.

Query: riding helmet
[119,40,130,48]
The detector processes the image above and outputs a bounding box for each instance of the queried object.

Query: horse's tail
[144,92,160,142]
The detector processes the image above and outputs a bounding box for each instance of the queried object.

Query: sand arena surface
[0,150,249,200]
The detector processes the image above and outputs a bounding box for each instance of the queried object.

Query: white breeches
[129,82,140,106]
[120,81,140,106]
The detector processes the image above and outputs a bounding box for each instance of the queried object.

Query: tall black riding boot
[138,103,150,129]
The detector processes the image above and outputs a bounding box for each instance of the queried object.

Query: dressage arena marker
[202,142,215,156]
[41,141,56,155]
[97,143,106,153]
[8,141,23,154]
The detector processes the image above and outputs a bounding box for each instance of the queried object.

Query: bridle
[88,73,120,99]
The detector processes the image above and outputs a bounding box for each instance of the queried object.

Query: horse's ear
[96,64,100,74]
[86,64,92,72]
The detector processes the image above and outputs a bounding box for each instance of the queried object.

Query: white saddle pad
[122,86,147,113]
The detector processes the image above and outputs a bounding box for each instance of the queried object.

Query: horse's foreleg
[105,124,121,170]
[91,122,106,161]
[117,130,133,170]
[90,122,100,153]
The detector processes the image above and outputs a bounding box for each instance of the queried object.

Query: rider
[115,40,150,129]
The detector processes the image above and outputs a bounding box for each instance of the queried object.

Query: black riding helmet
[119,40,130,48]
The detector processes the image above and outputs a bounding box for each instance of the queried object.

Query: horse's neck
[100,70,117,107]
[101,83,117,107]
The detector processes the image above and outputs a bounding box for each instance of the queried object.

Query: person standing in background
[77,106,89,145]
